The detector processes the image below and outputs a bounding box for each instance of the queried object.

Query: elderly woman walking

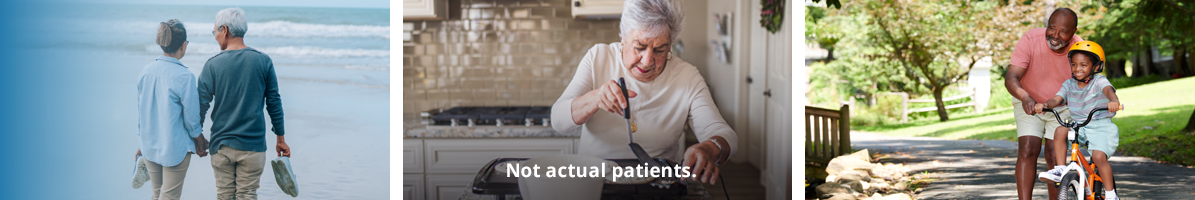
[134,19,209,200]
[551,0,737,184]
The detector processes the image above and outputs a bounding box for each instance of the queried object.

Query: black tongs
[619,78,663,167]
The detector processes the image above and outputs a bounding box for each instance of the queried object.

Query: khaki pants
[147,153,192,200]
[212,145,266,200]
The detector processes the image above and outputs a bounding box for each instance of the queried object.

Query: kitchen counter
[404,125,580,138]
[403,114,579,138]
[456,179,715,200]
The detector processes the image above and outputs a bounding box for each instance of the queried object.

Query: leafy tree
[1076,0,1195,78]
[821,0,1039,122]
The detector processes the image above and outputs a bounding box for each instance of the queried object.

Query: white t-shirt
[551,42,739,161]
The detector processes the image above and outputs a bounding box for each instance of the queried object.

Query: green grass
[856,77,1195,165]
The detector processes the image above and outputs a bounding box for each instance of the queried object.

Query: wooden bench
[805,105,851,175]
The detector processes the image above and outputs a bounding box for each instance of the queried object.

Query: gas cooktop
[422,106,552,127]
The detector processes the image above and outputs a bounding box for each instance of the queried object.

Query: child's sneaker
[1038,165,1066,185]
[1105,190,1119,200]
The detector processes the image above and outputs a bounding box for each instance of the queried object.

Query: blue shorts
[1077,118,1119,158]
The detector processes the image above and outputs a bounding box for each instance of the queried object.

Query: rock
[839,169,873,182]
[871,193,884,199]
[827,150,876,174]
[870,178,889,186]
[827,193,856,200]
[841,181,863,192]
[816,182,852,198]
[881,193,913,200]
[845,149,872,161]
[891,181,908,191]
[871,163,909,181]
[826,174,838,183]
[868,179,890,193]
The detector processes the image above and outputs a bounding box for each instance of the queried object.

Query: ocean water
[7,3,389,199]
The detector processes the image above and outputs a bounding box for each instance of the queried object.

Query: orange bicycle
[1040,105,1121,200]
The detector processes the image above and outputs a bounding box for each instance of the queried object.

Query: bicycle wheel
[1058,172,1083,200]
[1093,180,1105,200]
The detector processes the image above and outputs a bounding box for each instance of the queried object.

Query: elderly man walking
[1005,8,1082,200]
[198,7,292,200]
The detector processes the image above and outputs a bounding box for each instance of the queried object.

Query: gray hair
[156,19,186,54]
[618,0,684,42]
[215,7,248,37]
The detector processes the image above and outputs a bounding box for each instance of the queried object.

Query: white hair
[215,8,248,37]
[618,0,684,42]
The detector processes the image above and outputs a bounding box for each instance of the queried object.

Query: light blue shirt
[138,56,202,167]
[1055,74,1116,123]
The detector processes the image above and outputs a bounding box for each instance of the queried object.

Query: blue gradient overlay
[0,2,141,199]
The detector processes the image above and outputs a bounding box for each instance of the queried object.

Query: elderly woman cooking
[550,0,737,184]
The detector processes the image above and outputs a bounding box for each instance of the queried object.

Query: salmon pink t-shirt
[1009,27,1083,103]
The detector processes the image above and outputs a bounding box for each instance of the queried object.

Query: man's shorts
[1077,118,1119,158]
[1012,99,1071,140]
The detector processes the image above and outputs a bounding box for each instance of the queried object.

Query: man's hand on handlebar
[1021,94,1038,115]
[1033,103,1047,113]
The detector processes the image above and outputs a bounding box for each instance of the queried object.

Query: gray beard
[1047,37,1066,51]
[1048,42,1066,51]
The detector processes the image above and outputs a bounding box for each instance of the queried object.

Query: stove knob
[450,119,460,127]
[525,118,534,126]
[467,118,476,127]
[542,118,551,127]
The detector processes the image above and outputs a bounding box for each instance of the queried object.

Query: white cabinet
[404,174,425,200]
[424,138,574,174]
[571,0,624,18]
[404,139,424,172]
[403,0,446,20]
[403,138,575,200]
[425,174,477,200]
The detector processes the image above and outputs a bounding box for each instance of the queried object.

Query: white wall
[698,0,743,131]
[677,0,708,72]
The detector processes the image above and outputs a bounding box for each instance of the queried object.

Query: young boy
[1035,41,1122,199]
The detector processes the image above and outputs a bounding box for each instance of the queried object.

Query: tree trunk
[1107,59,1127,78]
[1184,108,1195,133]
[1188,49,1195,77]
[933,86,949,122]
[1133,48,1156,78]
[1176,47,1190,77]
[827,47,835,62]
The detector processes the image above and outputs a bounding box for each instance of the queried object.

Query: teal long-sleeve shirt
[199,47,285,155]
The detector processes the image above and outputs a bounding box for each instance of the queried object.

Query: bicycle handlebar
[1040,104,1123,128]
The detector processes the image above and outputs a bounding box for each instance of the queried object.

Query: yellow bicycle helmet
[1067,41,1105,82]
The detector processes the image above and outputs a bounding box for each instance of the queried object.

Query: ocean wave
[147,43,389,58]
[188,21,390,39]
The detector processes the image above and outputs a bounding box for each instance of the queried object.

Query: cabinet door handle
[763,89,772,97]
[746,76,753,84]
[574,1,581,7]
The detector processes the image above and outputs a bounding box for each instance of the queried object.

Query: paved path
[850,131,1195,199]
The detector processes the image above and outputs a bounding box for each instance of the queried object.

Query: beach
[31,3,389,199]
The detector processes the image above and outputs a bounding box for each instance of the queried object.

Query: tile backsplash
[403,0,622,116]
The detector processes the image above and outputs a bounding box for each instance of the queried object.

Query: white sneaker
[1038,166,1066,185]
[1105,190,1119,200]
[131,156,150,189]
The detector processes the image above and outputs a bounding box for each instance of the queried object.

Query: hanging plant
[760,0,785,34]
